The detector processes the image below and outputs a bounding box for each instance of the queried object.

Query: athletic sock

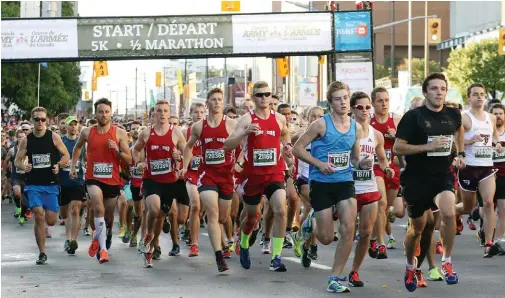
[272,237,283,259]
[388,233,395,240]
[94,217,107,251]
[13,195,20,208]
[215,250,223,261]
[240,231,250,249]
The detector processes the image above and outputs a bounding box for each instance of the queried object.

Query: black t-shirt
[396,105,461,182]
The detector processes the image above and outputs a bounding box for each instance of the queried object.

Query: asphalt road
[2,200,504,298]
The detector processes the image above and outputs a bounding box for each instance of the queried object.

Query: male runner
[293,81,370,293]
[128,123,144,248]
[15,107,70,265]
[59,116,86,255]
[225,81,292,272]
[182,88,236,272]
[370,87,403,257]
[394,73,465,291]
[490,103,505,251]
[348,91,394,286]
[133,99,186,267]
[71,98,132,264]
[456,83,502,257]
[4,129,28,223]
[183,102,205,257]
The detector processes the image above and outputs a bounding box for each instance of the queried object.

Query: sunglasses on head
[33,117,47,122]
[354,104,371,111]
[254,92,272,98]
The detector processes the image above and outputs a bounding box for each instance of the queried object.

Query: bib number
[253,148,277,167]
[32,153,51,169]
[353,169,373,181]
[493,150,505,163]
[427,135,453,157]
[374,149,391,163]
[93,163,113,178]
[150,159,172,175]
[190,156,201,170]
[474,146,493,159]
[131,166,143,178]
[328,151,350,171]
[205,149,225,165]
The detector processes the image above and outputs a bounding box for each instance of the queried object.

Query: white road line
[201,233,209,236]
[284,257,331,270]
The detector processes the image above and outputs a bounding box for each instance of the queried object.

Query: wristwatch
[457,152,466,158]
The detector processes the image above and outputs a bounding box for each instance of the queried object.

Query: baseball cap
[65,116,78,125]
[20,124,31,130]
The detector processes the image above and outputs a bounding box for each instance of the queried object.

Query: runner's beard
[98,117,110,127]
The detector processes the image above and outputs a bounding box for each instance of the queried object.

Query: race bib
[205,149,225,165]
[328,151,350,171]
[32,153,51,169]
[16,167,25,174]
[474,146,493,159]
[374,149,391,163]
[493,149,505,163]
[63,160,79,172]
[131,166,143,178]
[353,169,373,181]
[253,148,277,167]
[190,156,201,170]
[149,158,172,175]
[427,135,453,157]
[93,162,113,178]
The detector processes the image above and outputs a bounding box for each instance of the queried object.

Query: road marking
[283,257,331,270]
[201,233,209,236]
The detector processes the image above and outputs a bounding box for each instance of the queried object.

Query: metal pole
[135,67,138,119]
[206,58,209,91]
[424,0,429,78]
[163,67,166,99]
[224,58,228,104]
[125,86,128,118]
[144,73,147,115]
[408,0,412,86]
[37,63,41,107]
[374,15,437,31]
[390,1,395,79]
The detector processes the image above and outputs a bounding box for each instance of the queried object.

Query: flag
[40,62,48,68]
[150,89,155,107]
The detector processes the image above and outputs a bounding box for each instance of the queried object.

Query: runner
[128,123,144,249]
[182,88,236,272]
[4,129,28,223]
[14,107,70,265]
[293,81,370,293]
[394,73,465,291]
[133,99,187,267]
[456,83,502,257]
[71,98,132,264]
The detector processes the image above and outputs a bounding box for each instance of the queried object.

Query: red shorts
[373,164,400,190]
[184,169,200,185]
[197,169,234,200]
[356,191,381,212]
[242,172,285,197]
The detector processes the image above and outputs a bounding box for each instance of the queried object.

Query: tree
[445,38,505,101]
[397,58,441,86]
[1,1,81,117]
[374,64,391,81]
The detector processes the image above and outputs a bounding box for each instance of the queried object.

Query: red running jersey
[370,113,396,164]
[244,110,282,175]
[85,125,121,186]
[187,126,202,172]
[200,116,234,174]
[143,125,177,183]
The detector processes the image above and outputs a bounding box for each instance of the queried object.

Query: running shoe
[484,242,500,258]
[118,226,126,238]
[269,256,287,272]
[106,234,112,250]
[441,262,458,284]
[152,246,162,260]
[427,267,443,281]
[466,217,477,230]
[262,238,271,254]
[368,239,378,258]
[181,229,190,243]
[377,245,388,259]
[239,247,251,269]
[234,238,241,256]
[228,240,235,254]
[333,232,339,242]
[301,209,314,241]
[301,247,311,268]
[348,271,364,287]
[18,216,26,225]
[456,216,463,235]
[14,207,21,218]
[83,228,91,236]
[327,276,350,293]
[471,206,480,221]
[140,233,153,253]
[388,207,396,223]
[292,218,300,233]
[45,229,52,238]
[477,229,486,247]
[216,257,229,272]
[60,218,65,226]
[98,249,109,264]
[130,235,137,248]
[292,232,303,254]
[436,240,444,255]
[64,240,70,252]
[122,228,131,244]
[249,226,261,247]
[222,246,231,259]
[162,217,170,234]
[387,238,396,249]
[144,252,153,268]
[168,244,180,256]
[36,252,47,265]
[189,244,199,257]
[25,210,32,220]
[416,270,427,287]
[88,237,99,257]
[404,266,417,292]
[68,240,78,255]
[308,245,318,260]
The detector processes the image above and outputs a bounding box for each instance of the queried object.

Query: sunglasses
[354,104,372,111]
[291,117,297,121]
[228,116,238,119]
[22,129,30,131]
[33,117,47,122]
[254,92,272,98]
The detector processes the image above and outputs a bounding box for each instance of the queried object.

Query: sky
[77,0,308,113]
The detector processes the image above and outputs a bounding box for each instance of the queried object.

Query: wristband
[384,166,391,172]
[116,150,121,156]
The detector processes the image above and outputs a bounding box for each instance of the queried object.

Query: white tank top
[463,111,494,167]
[354,127,378,194]
[297,144,311,179]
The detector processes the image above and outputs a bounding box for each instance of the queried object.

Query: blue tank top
[59,136,84,186]
[309,114,356,183]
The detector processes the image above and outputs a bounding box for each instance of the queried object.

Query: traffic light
[91,76,97,91]
[155,72,162,87]
[93,61,109,77]
[428,18,442,44]
[499,28,505,56]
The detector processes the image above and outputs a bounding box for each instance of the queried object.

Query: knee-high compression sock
[13,195,20,208]
[94,217,107,251]
[240,232,250,249]
[272,237,283,259]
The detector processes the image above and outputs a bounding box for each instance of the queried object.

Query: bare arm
[14,138,28,171]
[173,127,187,156]
[350,123,363,169]
[393,138,431,156]
[455,124,465,153]
[117,128,133,165]
[182,122,201,170]
[291,128,305,145]
[293,119,325,168]
[72,128,88,167]
[3,149,13,174]
[133,129,149,165]
[224,114,251,151]
[375,130,390,171]
[52,133,70,168]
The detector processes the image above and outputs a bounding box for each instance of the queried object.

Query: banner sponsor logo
[334,11,372,52]
[335,52,374,97]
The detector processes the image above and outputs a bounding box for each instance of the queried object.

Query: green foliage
[445,38,505,101]
[1,1,81,117]
[397,58,441,86]
[374,64,391,81]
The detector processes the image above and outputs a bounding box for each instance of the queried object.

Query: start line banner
[1,12,335,61]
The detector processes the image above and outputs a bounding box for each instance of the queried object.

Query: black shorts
[59,184,86,206]
[130,186,143,202]
[174,180,190,206]
[85,179,121,200]
[295,176,308,194]
[11,177,25,188]
[309,181,355,212]
[242,181,285,206]
[142,179,176,213]
[402,173,454,219]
